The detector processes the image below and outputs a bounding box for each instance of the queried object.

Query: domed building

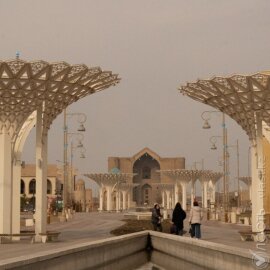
[108,147,185,207]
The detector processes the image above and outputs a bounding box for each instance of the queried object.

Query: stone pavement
[0,212,268,261]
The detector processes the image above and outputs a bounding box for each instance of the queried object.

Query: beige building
[21,164,92,212]
[73,179,93,212]
[21,164,60,199]
[108,147,185,207]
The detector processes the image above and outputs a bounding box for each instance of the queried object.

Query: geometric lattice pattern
[84,173,134,187]
[179,72,270,140]
[239,176,252,186]
[0,59,120,137]
[159,169,222,185]
[159,169,206,182]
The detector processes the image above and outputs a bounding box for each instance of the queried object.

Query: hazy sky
[1,0,270,192]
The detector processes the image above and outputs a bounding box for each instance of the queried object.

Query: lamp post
[63,109,86,211]
[70,141,86,192]
[211,138,240,208]
[227,140,240,208]
[202,111,228,221]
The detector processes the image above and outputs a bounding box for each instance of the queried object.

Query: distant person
[172,202,186,236]
[189,201,203,239]
[151,203,163,232]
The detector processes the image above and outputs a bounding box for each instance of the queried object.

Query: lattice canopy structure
[0,59,120,137]
[179,72,270,140]
[208,171,223,184]
[158,169,202,182]
[84,173,134,187]
[239,176,252,186]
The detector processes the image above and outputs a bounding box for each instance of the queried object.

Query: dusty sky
[1,0,269,192]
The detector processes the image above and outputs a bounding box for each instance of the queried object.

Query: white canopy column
[152,183,174,210]
[99,187,104,211]
[35,107,48,239]
[174,183,179,205]
[251,116,265,234]
[165,190,171,209]
[161,191,165,208]
[0,130,12,234]
[106,186,113,211]
[239,176,252,202]
[122,191,127,210]
[180,182,187,210]
[118,183,138,211]
[209,172,223,209]
[199,170,213,209]
[12,112,36,237]
[84,173,134,211]
[158,170,203,210]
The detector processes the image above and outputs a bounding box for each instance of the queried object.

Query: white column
[251,144,265,233]
[127,189,131,209]
[251,114,265,233]
[99,188,103,211]
[203,181,208,208]
[181,182,187,210]
[116,190,120,212]
[174,183,178,204]
[0,131,12,234]
[161,191,165,208]
[211,182,216,206]
[191,180,195,204]
[12,159,21,237]
[35,108,48,239]
[122,191,127,210]
[106,186,112,211]
[165,190,170,210]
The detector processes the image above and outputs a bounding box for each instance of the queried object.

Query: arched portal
[133,153,160,206]
[20,180,25,194]
[29,179,36,194]
[47,179,52,194]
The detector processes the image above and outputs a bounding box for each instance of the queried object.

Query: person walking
[151,203,163,232]
[172,202,186,236]
[189,201,203,239]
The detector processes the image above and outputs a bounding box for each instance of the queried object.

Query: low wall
[150,231,254,270]
[124,212,152,220]
[0,231,255,270]
[0,232,148,270]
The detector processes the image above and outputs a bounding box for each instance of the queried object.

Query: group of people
[151,201,203,239]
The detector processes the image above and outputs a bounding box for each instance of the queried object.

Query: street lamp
[212,139,240,208]
[70,141,86,191]
[63,109,87,211]
[201,110,229,222]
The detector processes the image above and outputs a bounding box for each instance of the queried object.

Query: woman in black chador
[172,202,186,236]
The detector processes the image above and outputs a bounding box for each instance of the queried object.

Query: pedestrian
[172,202,186,236]
[189,201,203,239]
[151,203,163,232]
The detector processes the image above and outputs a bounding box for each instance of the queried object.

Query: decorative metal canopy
[158,169,202,182]
[0,59,120,137]
[84,173,134,187]
[208,171,223,184]
[239,176,252,186]
[179,72,270,140]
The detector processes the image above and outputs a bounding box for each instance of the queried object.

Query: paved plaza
[0,212,268,262]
